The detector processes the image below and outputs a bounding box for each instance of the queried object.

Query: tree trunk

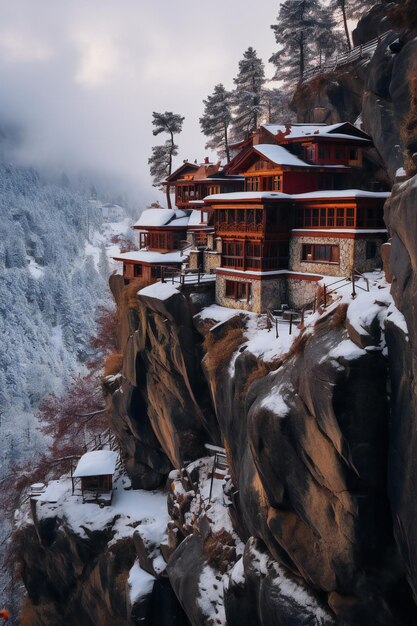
[167,130,174,209]
[342,2,351,50]
[300,34,305,78]
[224,122,230,163]
[166,183,172,210]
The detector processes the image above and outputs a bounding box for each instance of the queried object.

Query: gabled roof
[227,143,323,175]
[165,162,199,183]
[134,208,189,228]
[254,144,312,167]
[262,122,371,143]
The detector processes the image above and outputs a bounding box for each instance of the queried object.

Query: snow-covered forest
[0,161,132,472]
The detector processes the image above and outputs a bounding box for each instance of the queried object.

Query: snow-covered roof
[138,282,180,300]
[135,209,175,227]
[204,191,291,202]
[292,190,390,200]
[113,249,189,264]
[254,144,311,167]
[188,209,209,226]
[262,123,371,142]
[134,209,189,228]
[73,450,118,478]
[204,189,389,204]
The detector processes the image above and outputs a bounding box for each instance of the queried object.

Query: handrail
[302,30,392,81]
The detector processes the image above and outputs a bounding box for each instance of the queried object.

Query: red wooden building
[200,123,389,312]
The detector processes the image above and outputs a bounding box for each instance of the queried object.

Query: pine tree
[264,88,296,123]
[329,0,352,49]
[232,47,265,141]
[148,111,184,209]
[270,0,322,88]
[200,84,233,162]
[315,4,345,63]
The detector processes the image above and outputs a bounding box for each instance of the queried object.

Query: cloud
[0,0,281,204]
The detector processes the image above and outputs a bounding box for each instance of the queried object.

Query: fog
[0,0,281,204]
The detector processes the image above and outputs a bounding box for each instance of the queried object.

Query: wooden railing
[302,30,391,81]
[217,222,264,233]
[160,266,216,286]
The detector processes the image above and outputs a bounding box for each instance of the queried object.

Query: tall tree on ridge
[232,47,265,141]
[329,0,352,49]
[148,111,184,209]
[315,3,345,62]
[200,84,233,163]
[270,0,334,89]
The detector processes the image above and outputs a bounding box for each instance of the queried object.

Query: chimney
[204,157,209,164]
[285,124,291,136]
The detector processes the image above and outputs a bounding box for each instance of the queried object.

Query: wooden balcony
[222,255,288,271]
[217,221,264,234]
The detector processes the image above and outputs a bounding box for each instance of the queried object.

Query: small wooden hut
[72,450,118,505]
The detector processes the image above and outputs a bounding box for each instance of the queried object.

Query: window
[225,280,252,302]
[366,241,377,259]
[302,244,339,263]
[246,242,262,269]
[335,148,344,160]
[262,175,281,191]
[246,176,260,191]
[349,148,359,161]
[133,264,143,277]
[222,241,244,268]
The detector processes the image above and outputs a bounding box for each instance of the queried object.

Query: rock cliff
[15,6,417,626]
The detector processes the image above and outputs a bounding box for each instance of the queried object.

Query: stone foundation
[288,278,319,309]
[216,274,288,314]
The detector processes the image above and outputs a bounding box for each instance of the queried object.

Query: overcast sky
[0,0,282,205]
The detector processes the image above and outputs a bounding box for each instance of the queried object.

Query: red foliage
[88,304,119,369]
[110,234,137,253]
[38,374,110,457]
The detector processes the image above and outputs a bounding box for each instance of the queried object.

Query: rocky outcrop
[195,296,416,625]
[105,276,219,489]
[384,175,417,605]
[292,3,416,183]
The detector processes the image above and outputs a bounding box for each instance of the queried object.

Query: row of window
[222,239,378,270]
[296,206,384,229]
[141,232,181,250]
[222,241,289,270]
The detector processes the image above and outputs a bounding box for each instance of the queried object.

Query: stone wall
[203,251,221,273]
[290,236,355,276]
[216,274,260,312]
[259,278,288,311]
[353,238,385,273]
[288,278,319,309]
[188,250,199,271]
[216,274,287,314]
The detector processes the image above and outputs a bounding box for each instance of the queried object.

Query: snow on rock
[260,382,292,416]
[198,563,226,625]
[36,473,169,543]
[138,282,180,301]
[128,560,155,605]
